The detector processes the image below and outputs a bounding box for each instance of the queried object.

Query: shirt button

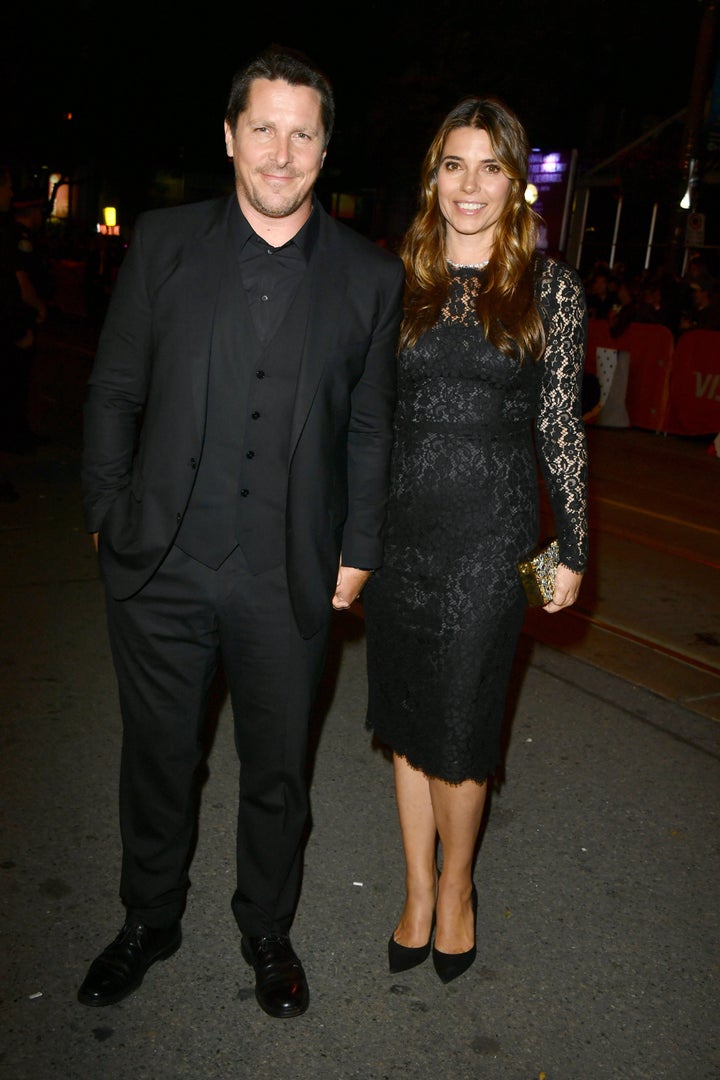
[246,450,255,459]
[251,411,260,419]
[240,489,249,498]
[256,370,265,379]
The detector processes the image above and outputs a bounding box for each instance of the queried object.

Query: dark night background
[0,0,714,256]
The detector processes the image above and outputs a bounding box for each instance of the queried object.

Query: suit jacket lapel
[289,218,348,451]
[176,198,237,440]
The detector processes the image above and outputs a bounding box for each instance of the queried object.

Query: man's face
[224,78,326,223]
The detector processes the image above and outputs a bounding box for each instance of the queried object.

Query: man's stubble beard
[237,169,313,221]
[249,191,307,218]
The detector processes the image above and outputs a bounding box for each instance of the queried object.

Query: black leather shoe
[432,885,478,984]
[77,920,182,1006]
[241,934,309,1018]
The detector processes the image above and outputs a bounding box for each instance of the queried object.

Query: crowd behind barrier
[44,263,720,439]
[584,318,720,436]
[14,216,720,442]
[581,252,720,438]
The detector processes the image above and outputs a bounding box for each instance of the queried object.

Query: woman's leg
[429,777,487,953]
[391,752,438,947]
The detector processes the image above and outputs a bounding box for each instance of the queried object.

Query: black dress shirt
[232,200,318,342]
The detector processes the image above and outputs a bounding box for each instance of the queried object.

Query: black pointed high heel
[388,931,432,974]
[432,884,478,984]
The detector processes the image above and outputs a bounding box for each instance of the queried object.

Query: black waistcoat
[175,236,308,571]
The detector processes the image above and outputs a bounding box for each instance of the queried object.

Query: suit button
[246,450,255,459]
[240,489,249,497]
[255,370,265,379]
[251,411,260,419]
[189,458,197,469]
[176,512,182,522]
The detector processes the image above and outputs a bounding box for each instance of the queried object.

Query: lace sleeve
[534,260,589,573]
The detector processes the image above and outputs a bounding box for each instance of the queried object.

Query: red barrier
[612,322,675,431]
[663,330,720,436]
[584,320,686,433]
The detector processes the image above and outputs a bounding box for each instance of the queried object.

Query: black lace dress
[364,257,588,783]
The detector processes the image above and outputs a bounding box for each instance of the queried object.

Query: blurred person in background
[608,274,662,339]
[640,268,683,338]
[679,274,720,332]
[0,165,36,465]
[584,263,616,320]
[13,189,52,324]
[6,188,53,451]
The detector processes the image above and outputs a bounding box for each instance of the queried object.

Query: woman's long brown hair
[399,97,545,362]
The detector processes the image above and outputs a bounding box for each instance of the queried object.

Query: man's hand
[91,532,99,553]
[332,563,373,610]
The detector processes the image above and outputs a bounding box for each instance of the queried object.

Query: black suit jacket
[81,196,404,638]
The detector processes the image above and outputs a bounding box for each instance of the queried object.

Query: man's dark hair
[225,44,335,147]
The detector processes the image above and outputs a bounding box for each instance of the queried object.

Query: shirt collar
[230,195,320,263]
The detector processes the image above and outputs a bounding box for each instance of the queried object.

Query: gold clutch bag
[517,538,559,606]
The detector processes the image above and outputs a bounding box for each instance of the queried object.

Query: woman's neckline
[447,258,489,269]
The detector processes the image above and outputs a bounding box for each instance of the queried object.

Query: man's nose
[273,136,293,166]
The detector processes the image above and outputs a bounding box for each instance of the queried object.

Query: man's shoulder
[134,196,231,238]
[316,205,403,270]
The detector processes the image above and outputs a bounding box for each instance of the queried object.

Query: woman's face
[436,126,512,249]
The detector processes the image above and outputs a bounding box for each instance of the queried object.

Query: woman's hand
[543,563,583,613]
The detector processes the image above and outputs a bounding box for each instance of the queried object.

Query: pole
[609,195,623,268]
[644,202,658,269]
[559,149,578,255]
[572,187,591,270]
[666,0,719,271]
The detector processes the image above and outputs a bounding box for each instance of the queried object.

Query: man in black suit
[78,45,404,1019]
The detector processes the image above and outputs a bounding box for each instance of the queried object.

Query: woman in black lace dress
[363,97,588,984]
